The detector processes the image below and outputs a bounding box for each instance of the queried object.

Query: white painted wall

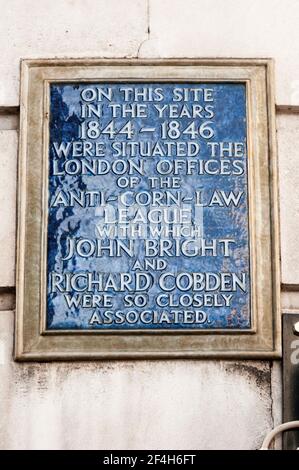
[1,0,299,106]
[1,0,299,449]
[0,312,281,450]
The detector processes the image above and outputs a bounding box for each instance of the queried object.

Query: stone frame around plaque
[15,58,280,360]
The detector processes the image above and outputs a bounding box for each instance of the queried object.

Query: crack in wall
[137,0,151,57]
[269,361,284,450]
[269,360,275,428]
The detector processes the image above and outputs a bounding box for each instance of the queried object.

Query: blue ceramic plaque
[47,82,250,330]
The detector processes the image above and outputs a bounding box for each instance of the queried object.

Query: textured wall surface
[1,0,299,450]
[277,114,299,286]
[0,312,281,450]
[1,0,299,106]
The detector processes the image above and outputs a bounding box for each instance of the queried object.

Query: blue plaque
[48,82,250,330]
[15,59,280,359]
